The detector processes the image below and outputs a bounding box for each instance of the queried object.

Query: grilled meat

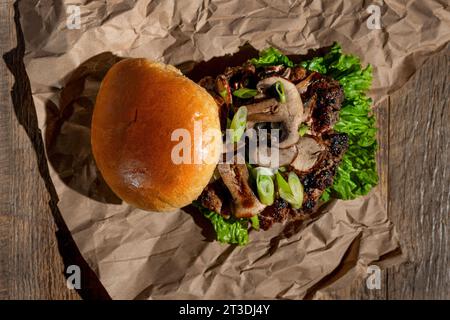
[300,74,344,135]
[198,180,231,218]
[259,132,348,227]
[297,132,349,213]
[259,198,290,230]
[217,159,266,218]
[197,58,348,230]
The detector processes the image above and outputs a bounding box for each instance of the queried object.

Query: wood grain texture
[323,46,449,300]
[0,0,448,299]
[387,47,449,300]
[1,0,109,300]
[0,0,79,300]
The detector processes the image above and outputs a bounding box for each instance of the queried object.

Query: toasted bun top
[91,59,221,211]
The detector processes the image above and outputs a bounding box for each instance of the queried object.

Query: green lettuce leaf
[300,56,327,74]
[232,88,258,99]
[250,47,294,68]
[302,43,378,200]
[195,203,259,246]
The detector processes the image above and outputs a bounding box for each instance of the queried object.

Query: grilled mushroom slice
[295,72,317,94]
[245,77,304,149]
[289,136,325,172]
[249,136,325,172]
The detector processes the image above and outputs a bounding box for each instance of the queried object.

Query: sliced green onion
[274,81,286,103]
[276,172,290,193]
[275,172,304,209]
[233,88,258,99]
[249,166,272,180]
[250,215,260,230]
[276,172,296,205]
[255,167,276,176]
[288,172,304,208]
[229,106,247,142]
[256,172,275,205]
[298,123,309,136]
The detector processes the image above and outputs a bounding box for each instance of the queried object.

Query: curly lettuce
[250,47,294,68]
[195,203,255,246]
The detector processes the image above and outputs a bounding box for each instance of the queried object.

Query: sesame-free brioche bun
[91,58,221,211]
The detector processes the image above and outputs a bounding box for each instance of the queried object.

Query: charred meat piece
[297,132,349,213]
[198,76,216,92]
[198,180,231,218]
[198,76,229,130]
[300,76,344,135]
[325,131,350,157]
[300,159,338,213]
[218,160,266,218]
[224,62,257,91]
[289,66,308,82]
[258,199,290,230]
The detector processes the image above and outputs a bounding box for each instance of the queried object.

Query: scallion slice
[274,81,286,103]
[256,172,275,205]
[229,106,247,142]
[233,88,258,99]
[275,172,304,209]
[288,172,304,208]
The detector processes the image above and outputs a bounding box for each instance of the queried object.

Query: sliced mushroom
[300,93,316,123]
[217,160,266,218]
[281,67,291,79]
[249,136,325,172]
[295,72,316,94]
[248,143,296,168]
[290,136,325,172]
[246,77,303,148]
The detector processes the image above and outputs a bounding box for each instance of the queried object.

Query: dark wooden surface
[0,0,448,299]
[0,0,78,300]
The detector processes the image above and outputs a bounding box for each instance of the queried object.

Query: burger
[92,43,378,245]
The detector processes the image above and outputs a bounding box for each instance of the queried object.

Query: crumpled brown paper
[19,0,449,299]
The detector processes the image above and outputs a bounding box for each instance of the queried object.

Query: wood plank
[318,45,449,300]
[0,0,80,300]
[0,0,17,300]
[386,46,449,300]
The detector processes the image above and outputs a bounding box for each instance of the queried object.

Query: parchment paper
[19,0,449,299]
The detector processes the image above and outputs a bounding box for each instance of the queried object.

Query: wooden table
[0,0,448,299]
